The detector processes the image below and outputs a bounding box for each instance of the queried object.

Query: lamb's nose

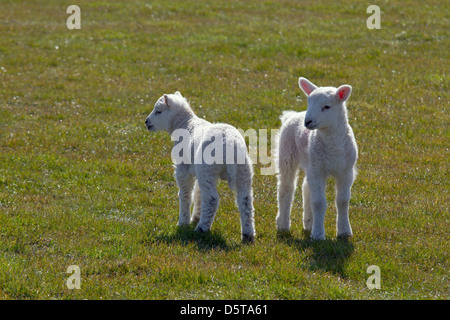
[145,118,149,125]
[305,120,312,127]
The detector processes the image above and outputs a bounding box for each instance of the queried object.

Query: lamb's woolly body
[276,78,358,240]
[145,92,255,242]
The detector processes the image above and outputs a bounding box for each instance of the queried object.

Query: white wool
[145,92,255,242]
[276,78,358,240]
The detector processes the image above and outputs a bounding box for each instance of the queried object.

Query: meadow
[0,0,448,299]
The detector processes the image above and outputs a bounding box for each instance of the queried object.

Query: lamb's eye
[155,111,162,115]
[322,105,331,111]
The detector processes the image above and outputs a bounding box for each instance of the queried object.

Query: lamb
[276,77,358,240]
[145,91,255,243]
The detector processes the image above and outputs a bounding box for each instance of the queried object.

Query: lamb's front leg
[175,165,195,226]
[301,177,313,232]
[335,171,354,238]
[307,173,327,240]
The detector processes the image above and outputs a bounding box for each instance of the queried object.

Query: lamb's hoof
[310,234,326,241]
[177,221,190,227]
[275,218,290,233]
[337,233,353,241]
[194,225,209,233]
[242,233,255,244]
[276,229,291,240]
[276,224,291,234]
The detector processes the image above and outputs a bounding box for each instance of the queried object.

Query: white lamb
[276,77,358,240]
[145,91,256,242]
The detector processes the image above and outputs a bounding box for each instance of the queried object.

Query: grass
[0,0,448,299]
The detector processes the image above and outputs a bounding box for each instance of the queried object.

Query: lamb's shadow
[146,224,240,252]
[278,231,354,278]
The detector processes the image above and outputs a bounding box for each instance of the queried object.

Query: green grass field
[0,0,448,299]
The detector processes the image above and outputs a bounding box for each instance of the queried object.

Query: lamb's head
[298,77,352,131]
[145,91,186,133]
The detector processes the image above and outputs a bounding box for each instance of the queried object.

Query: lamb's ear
[298,77,318,96]
[335,85,352,102]
[163,94,174,109]
[174,91,182,97]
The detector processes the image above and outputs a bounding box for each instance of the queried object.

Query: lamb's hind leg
[194,179,219,233]
[236,173,255,243]
[190,180,201,225]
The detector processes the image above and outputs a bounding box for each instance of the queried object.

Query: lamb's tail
[274,112,296,175]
